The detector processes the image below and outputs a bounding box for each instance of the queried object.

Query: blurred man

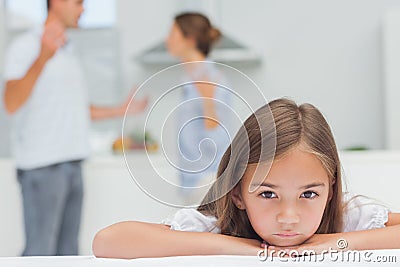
[2,0,147,256]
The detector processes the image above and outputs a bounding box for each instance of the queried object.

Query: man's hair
[47,0,50,11]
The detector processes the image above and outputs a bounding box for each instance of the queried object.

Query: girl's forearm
[345,224,400,250]
[92,221,261,259]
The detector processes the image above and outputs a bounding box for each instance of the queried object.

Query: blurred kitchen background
[1,0,400,256]
[1,0,400,153]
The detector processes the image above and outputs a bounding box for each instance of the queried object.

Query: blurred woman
[166,12,232,198]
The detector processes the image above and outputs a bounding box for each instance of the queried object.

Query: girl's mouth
[274,232,300,238]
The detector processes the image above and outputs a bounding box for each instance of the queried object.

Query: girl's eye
[301,191,318,199]
[260,191,277,199]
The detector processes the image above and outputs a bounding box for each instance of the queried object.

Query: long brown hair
[198,98,343,239]
[175,12,221,57]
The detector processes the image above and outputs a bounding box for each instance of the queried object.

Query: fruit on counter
[112,137,132,152]
[112,131,158,152]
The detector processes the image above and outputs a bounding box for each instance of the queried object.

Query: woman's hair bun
[209,27,222,43]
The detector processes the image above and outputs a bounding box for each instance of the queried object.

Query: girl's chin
[265,237,308,247]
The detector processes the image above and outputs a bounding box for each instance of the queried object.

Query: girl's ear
[231,185,246,210]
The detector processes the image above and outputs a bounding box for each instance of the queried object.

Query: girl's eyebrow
[299,182,326,190]
[251,182,326,189]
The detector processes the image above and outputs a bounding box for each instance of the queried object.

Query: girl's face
[165,23,193,58]
[232,147,331,247]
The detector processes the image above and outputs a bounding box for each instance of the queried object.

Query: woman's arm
[92,221,261,259]
[195,83,219,129]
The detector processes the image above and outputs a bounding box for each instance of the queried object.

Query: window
[5,0,115,29]
[80,0,116,28]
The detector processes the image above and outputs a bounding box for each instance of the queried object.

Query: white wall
[0,0,5,74]
[219,0,389,150]
[383,7,400,149]
[116,0,400,150]
[115,0,176,88]
[0,0,11,157]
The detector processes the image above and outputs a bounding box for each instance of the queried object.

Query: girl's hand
[267,233,351,257]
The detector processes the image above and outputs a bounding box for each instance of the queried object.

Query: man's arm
[5,56,48,114]
[90,94,148,120]
[3,21,66,114]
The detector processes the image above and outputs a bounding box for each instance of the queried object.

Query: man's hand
[121,87,149,116]
[90,87,149,120]
[40,21,66,61]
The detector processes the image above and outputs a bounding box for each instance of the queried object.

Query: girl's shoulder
[161,208,220,233]
[342,192,390,232]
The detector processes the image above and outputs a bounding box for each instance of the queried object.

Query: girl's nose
[276,204,300,224]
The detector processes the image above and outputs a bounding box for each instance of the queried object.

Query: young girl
[92,98,400,259]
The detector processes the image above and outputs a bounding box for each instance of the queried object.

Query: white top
[162,193,390,233]
[3,28,90,169]
[177,61,232,186]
